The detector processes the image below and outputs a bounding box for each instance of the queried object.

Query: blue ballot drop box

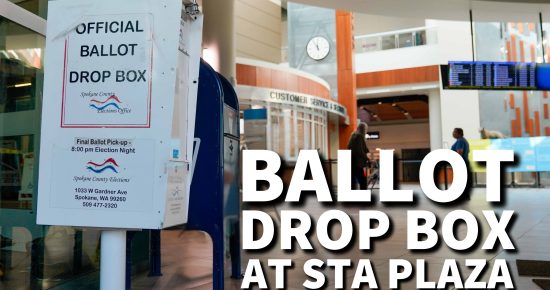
[187,60,241,289]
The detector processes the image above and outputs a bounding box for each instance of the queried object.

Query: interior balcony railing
[354,26,438,53]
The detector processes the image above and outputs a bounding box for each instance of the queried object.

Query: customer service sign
[38,0,202,229]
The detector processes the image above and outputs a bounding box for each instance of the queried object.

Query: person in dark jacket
[347,123,369,189]
[451,127,472,200]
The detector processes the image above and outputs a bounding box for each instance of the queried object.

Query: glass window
[543,22,550,63]
[415,30,426,46]
[381,35,396,50]
[0,135,33,209]
[303,114,311,149]
[0,19,44,114]
[297,112,305,150]
[288,109,296,158]
[263,106,329,161]
[316,123,323,153]
[397,33,414,48]
[8,0,48,18]
[0,16,43,209]
[355,37,380,53]
[475,21,543,140]
[270,107,284,157]
[475,20,542,184]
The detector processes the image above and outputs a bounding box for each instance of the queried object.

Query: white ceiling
[288,0,550,21]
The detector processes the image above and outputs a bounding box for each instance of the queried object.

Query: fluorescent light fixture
[14,82,32,88]
[8,50,19,59]
[410,84,438,90]
[364,88,391,94]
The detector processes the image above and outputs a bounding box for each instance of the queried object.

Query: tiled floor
[132,185,550,289]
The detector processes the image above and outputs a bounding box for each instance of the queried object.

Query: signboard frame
[442,62,538,91]
[37,0,203,230]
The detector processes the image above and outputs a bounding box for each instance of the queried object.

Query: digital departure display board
[493,62,535,89]
[445,61,537,90]
[448,61,492,88]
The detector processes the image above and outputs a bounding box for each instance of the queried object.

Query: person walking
[347,123,369,189]
[451,127,471,199]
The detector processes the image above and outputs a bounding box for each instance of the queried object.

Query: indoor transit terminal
[3,0,550,289]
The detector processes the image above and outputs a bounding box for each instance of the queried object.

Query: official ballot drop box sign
[37,0,203,229]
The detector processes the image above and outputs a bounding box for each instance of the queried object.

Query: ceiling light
[13,82,32,88]
[8,50,19,59]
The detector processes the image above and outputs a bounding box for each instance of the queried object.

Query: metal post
[73,230,83,274]
[148,230,162,277]
[0,228,11,281]
[230,218,241,279]
[30,237,44,278]
[100,230,126,290]
[125,231,136,290]
[443,164,449,190]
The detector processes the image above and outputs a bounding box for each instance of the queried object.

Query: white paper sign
[49,138,155,211]
[61,14,153,127]
[18,154,34,201]
[163,162,188,227]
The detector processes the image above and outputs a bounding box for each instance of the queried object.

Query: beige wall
[354,13,425,36]
[235,0,282,63]
[367,122,431,158]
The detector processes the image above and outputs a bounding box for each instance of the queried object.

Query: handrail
[355,26,436,40]
[354,26,438,53]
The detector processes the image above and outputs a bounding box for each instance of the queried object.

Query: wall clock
[306,36,330,61]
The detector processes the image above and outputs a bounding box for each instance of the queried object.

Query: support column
[336,11,357,148]
[100,230,126,290]
[202,0,236,85]
[429,90,443,150]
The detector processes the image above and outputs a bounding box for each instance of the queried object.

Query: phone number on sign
[82,202,118,209]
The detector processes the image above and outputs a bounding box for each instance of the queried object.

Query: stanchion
[148,230,162,277]
[73,230,83,274]
[444,164,449,190]
[126,231,136,290]
[100,230,126,290]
